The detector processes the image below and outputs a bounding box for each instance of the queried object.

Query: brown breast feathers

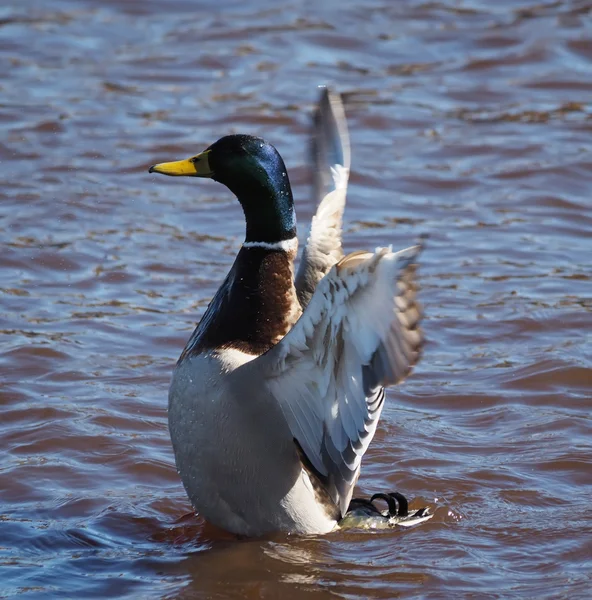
[181,245,301,359]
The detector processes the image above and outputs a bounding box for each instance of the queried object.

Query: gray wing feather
[296,87,351,308]
[246,244,424,516]
[310,86,351,204]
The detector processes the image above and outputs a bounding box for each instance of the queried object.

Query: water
[1,0,591,597]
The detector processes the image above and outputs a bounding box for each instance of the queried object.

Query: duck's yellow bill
[149,150,212,177]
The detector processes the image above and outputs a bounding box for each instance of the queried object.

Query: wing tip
[312,85,351,173]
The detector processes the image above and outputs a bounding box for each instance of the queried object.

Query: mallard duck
[149,88,430,536]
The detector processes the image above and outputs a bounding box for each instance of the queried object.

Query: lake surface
[1,0,591,597]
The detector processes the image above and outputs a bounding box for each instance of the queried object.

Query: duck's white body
[154,89,425,536]
[169,349,337,535]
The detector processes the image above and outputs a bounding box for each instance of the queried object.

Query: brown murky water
[2,0,591,597]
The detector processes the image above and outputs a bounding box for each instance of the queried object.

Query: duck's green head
[149,134,296,244]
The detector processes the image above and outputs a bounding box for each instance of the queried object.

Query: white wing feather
[239,243,424,516]
[296,87,351,308]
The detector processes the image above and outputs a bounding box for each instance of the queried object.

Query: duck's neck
[181,156,301,358]
[182,241,300,359]
[224,167,297,244]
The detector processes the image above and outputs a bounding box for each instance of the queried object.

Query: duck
[149,88,431,536]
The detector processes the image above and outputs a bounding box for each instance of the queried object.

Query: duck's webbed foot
[339,492,433,530]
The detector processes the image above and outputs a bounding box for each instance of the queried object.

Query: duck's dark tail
[339,492,433,530]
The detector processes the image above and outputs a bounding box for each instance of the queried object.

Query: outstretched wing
[239,243,424,516]
[295,87,351,309]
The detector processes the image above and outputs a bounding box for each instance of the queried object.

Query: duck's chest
[181,244,301,360]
